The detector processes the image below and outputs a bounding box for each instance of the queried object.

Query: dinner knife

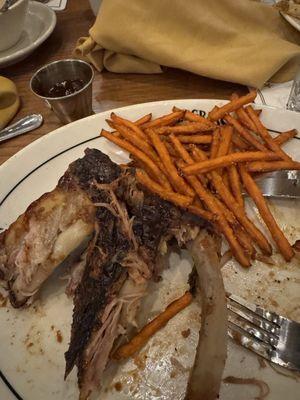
[0,114,43,143]
[251,170,300,199]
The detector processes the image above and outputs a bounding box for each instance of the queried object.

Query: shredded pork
[0,188,95,306]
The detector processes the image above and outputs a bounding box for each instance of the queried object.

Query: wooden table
[0,0,246,165]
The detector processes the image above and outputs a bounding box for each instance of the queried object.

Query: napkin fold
[75,0,300,88]
[0,76,20,130]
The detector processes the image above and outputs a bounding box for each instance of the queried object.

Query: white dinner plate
[281,11,300,32]
[0,1,56,68]
[0,99,300,400]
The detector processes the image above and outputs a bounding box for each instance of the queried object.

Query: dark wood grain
[0,0,246,165]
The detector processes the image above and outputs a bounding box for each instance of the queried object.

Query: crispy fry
[212,199,255,258]
[164,141,179,158]
[239,165,294,261]
[111,112,148,141]
[211,171,272,255]
[141,111,185,129]
[112,291,193,360]
[210,128,221,159]
[245,106,292,161]
[184,171,250,267]
[171,136,208,187]
[175,148,250,266]
[224,115,267,151]
[169,134,194,164]
[234,225,255,258]
[147,130,195,197]
[183,110,216,129]
[172,106,181,112]
[217,126,233,158]
[192,147,256,257]
[232,132,249,150]
[192,152,232,214]
[191,146,270,255]
[183,152,280,175]
[213,196,236,225]
[274,129,297,146]
[228,164,244,208]
[247,161,300,173]
[236,107,257,132]
[216,126,233,174]
[112,123,161,164]
[104,104,298,268]
[105,119,117,130]
[190,146,210,187]
[188,205,214,221]
[131,156,172,191]
[208,91,257,121]
[135,113,152,125]
[190,145,208,162]
[230,93,256,132]
[109,114,152,128]
[101,130,170,189]
[255,109,262,116]
[175,135,212,144]
[222,171,230,188]
[151,122,213,135]
[136,170,192,208]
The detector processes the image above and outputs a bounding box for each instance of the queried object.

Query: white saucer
[0,1,56,68]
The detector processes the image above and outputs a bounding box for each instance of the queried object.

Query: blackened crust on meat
[188,267,198,296]
[122,180,209,269]
[59,148,121,193]
[62,148,210,397]
[65,212,129,379]
[131,192,180,253]
[64,156,129,380]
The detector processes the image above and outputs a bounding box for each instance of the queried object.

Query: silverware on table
[30,59,94,125]
[287,71,300,112]
[228,293,300,371]
[244,170,300,199]
[0,114,43,143]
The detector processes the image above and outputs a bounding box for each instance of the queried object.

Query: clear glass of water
[287,72,300,112]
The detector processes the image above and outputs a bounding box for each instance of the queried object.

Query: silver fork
[227,293,300,371]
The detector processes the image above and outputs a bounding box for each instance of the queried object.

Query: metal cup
[30,59,94,124]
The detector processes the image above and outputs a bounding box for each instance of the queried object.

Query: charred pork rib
[61,149,207,399]
[1,149,208,399]
[0,177,95,308]
[62,150,203,398]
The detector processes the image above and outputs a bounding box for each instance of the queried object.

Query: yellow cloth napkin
[0,76,20,130]
[74,0,300,88]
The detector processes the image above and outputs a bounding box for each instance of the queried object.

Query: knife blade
[245,170,300,199]
[0,114,43,143]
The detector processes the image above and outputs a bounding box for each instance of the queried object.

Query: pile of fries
[101,91,300,267]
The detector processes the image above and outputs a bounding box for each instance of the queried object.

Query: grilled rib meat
[1,148,209,399]
[63,149,207,399]
[0,184,95,307]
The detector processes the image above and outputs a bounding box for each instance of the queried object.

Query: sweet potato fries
[101,91,298,266]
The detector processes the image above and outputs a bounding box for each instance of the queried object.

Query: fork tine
[228,294,300,372]
[228,293,283,326]
[228,320,273,362]
[228,312,278,348]
[227,297,280,337]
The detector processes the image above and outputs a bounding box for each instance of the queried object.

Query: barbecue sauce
[46,79,84,98]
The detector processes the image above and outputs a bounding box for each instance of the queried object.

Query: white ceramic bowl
[0,0,29,52]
